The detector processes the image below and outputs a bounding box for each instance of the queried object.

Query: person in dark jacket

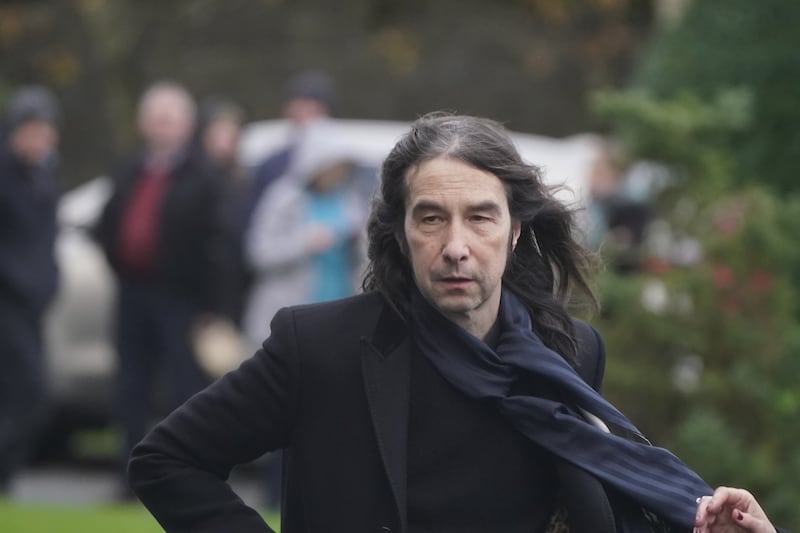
[95,81,234,487]
[192,96,250,326]
[0,85,61,492]
[128,113,782,533]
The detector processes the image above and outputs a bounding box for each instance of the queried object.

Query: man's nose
[441,223,469,262]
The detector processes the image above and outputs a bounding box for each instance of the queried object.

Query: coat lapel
[361,305,411,533]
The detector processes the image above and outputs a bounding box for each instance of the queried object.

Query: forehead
[14,119,56,134]
[405,157,508,209]
[140,89,193,119]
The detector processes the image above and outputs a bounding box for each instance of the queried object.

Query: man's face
[203,116,241,165]
[138,89,194,155]
[403,156,520,336]
[10,119,58,167]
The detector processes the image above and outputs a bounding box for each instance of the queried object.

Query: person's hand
[694,486,777,533]
[308,225,336,253]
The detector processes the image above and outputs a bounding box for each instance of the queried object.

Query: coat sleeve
[128,307,301,533]
[244,181,317,272]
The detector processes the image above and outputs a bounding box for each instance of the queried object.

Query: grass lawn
[0,500,280,532]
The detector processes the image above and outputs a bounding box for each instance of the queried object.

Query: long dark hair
[361,112,597,365]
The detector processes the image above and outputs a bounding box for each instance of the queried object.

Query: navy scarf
[409,287,711,530]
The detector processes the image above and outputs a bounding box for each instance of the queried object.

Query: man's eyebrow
[410,199,503,217]
[410,200,443,217]
[469,200,503,215]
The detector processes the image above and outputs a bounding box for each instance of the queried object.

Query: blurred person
[241,121,368,351]
[195,97,247,185]
[128,114,784,532]
[0,85,61,492]
[242,120,368,506]
[236,70,337,336]
[194,97,250,325]
[585,137,652,274]
[241,122,368,509]
[584,137,623,250]
[240,69,336,230]
[95,81,233,493]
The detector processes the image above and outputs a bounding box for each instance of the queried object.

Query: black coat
[95,151,234,315]
[0,145,58,315]
[128,292,607,533]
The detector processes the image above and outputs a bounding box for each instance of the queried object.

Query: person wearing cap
[0,85,61,492]
[240,120,367,509]
[239,70,336,232]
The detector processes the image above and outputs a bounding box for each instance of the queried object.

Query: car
[39,176,114,458]
[41,119,602,456]
[239,118,598,206]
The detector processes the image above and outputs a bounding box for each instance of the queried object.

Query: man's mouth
[439,276,473,286]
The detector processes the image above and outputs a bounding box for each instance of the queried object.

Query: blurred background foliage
[633,0,800,195]
[592,0,800,528]
[0,0,655,187]
[2,0,799,529]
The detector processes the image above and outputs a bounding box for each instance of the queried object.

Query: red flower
[720,294,741,315]
[748,268,774,295]
[712,264,734,289]
[713,204,745,236]
[644,256,671,275]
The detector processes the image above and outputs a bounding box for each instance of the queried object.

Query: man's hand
[693,486,777,533]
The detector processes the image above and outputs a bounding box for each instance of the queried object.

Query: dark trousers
[115,280,209,470]
[0,298,49,489]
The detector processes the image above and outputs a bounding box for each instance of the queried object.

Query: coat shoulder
[571,318,606,392]
[278,292,398,347]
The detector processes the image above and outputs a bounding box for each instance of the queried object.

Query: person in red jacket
[95,81,234,494]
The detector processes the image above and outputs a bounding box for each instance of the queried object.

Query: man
[128,114,780,532]
[95,81,233,484]
[0,85,61,492]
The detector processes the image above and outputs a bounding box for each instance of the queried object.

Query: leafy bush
[632,0,800,194]
[590,89,800,530]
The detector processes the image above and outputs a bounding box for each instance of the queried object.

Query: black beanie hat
[285,70,335,110]
[5,85,61,131]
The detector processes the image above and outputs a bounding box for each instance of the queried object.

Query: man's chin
[432,294,477,316]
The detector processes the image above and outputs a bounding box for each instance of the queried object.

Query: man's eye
[471,215,490,222]
[421,215,441,224]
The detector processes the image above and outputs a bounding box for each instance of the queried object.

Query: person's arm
[128,307,300,533]
[195,170,241,318]
[244,182,330,272]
